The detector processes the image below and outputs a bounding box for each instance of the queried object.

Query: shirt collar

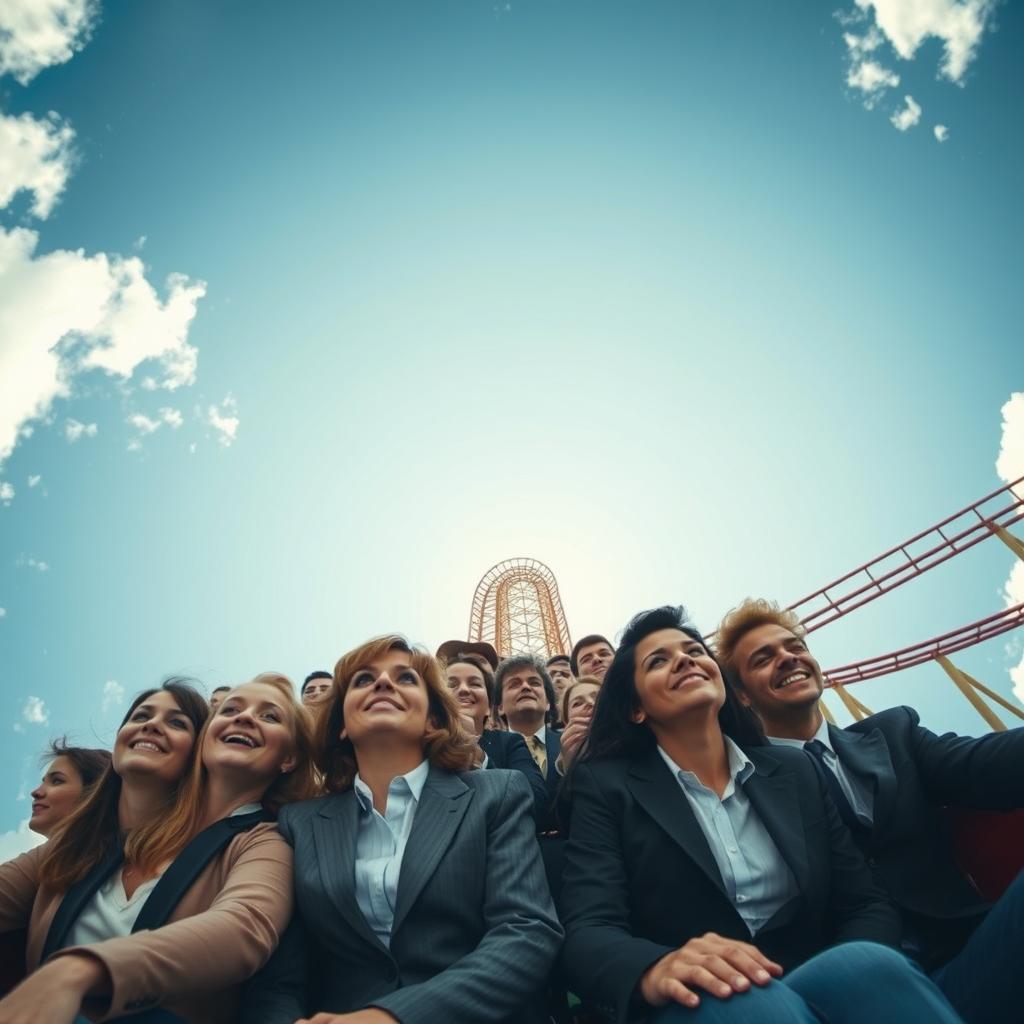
[514,723,546,744]
[229,801,263,817]
[657,736,754,791]
[766,713,832,751]
[353,759,430,812]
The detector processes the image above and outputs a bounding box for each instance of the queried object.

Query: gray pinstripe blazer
[243,766,562,1024]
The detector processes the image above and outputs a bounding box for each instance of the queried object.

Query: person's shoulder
[844,705,920,738]
[750,743,813,774]
[278,793,342,828]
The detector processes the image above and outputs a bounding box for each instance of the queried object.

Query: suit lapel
[391,768,471,937]
[829,724,896,830]
[312,792,388,954]
[545,730,561,784]
[42,843,123,959]
[627,748,727,898]
[743,749,810,898]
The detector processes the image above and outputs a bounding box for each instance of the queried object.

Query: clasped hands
[639,932,784,1009]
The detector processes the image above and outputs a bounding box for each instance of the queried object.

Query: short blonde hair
[715,598,805,675]
[316,635,478,793]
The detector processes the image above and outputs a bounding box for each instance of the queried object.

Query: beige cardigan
[0,822,292,1022]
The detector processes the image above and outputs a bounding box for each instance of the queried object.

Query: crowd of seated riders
[1,598,1022,1024]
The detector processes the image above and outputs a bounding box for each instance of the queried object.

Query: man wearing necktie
[716,597,1024,1024]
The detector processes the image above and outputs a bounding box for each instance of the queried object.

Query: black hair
[302,670,332,694]
[570,634,615,675]
[210,685,231,696]
[577,606,764,766]
[546,654,571,668]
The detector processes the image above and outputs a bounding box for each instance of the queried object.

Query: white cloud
[64,418,97,442]
[891,95,922,131]
[0,481,13,505]
[21,695,48,725]
[208,394,239,447]
[995,392,1024,702]
[854,0,997,84]
[126,406,183,448]
[0,819,45,861]
[847,60,900,105]
[128,412,160,435]
[0,226,206,469]
[101,679,124,713]
[133,235,147,251]
[27,473,40,487]
[0,0,97,85]
[160,407,183,429]
[0,607,6,618]
[140,376,157,391]
[934,124,950,142]
[0,111,74,219]
[16,554,49,572]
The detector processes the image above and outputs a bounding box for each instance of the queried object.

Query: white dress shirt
[353,760,430,946]
[768,717,874,827]
[658,738,798,935]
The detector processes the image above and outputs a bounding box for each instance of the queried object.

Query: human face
[565,681,601,724]
[548,661,573,700]
[446,662,489,736]
[30,756,85,837]
[731,623,824,717]
[209,690,229,712]
[633,629,724,731]
[302,678,332,706]
[576,642,614,681]
[113,690,198,788]
[342,648,430,748]
[498,665,550,722]
[205,682,297,782]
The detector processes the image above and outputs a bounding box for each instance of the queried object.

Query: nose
[374,672,395,689]
[31,784,44,800]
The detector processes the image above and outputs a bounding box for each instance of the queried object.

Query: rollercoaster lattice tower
[468,558,572,659]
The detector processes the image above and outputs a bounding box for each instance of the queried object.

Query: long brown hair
[39,680,209,892]
[123,673,320,875]
[316,635,478,793]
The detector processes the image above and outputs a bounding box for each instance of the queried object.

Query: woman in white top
[0,674,318,1024]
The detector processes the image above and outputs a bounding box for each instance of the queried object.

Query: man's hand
[297,1011,398,1024]
[638,932,783,1009]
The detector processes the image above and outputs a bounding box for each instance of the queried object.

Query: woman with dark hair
[444,654,548,826]
[29,740,112,838]
[0,674,317,1023]
[560,607,962,1024]
[244,635,562,1024]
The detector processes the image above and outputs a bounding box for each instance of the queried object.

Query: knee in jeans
[835,941,917,984]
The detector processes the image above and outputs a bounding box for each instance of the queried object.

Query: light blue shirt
[768,717,874,827]
[353,759,429,946]
[658,738,799,935]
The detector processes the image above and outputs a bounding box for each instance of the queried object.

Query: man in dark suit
[717,597,1024,1024]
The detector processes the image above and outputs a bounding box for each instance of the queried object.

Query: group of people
[1,598,1021,1024]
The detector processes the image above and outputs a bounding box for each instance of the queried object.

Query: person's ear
[631,706,646,724]
[279,756,297,774]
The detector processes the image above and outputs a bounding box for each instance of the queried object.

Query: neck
[653,712,730,797]
[198,771,268,830]
[116,775,175,831]
[507,710,544,737]
[762,703,823,743]
[354,741,425,814]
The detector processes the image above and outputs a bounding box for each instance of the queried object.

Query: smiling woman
[29,740,111,839]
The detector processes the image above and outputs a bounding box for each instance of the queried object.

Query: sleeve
[502,732,551,828]
[49,825,294,1021]
[559,765,673,1024]
[240,914,310,1024]
[901,708,1024,809]
[809,760,902,948]
[371,772,563,1024]
[0,845,44,933]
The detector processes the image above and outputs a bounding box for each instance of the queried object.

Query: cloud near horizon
[0,0,97,85]
[995,393,1024,704]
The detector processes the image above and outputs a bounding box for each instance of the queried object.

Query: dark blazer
[243,767,563,1024]
[559,744,900,1024]
[828,708,1024,960]
[479,728,549,826]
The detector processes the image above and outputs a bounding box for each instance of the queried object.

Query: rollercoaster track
[823,603,1024,686]
[789,476,1024,634]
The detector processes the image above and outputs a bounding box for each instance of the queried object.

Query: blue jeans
[651,941,963,1024]
[931,870,1024,1024]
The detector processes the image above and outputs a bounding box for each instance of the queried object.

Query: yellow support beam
[994,525,1024,562]
[937,655,1008,732]
[833,683,873,721]
[819,700,837,726]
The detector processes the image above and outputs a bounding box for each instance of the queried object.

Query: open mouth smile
[130,740,165,753]
[773,670,812,690]
[222,732,259,748]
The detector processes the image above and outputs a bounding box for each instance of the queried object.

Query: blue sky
[1,0,1022,853]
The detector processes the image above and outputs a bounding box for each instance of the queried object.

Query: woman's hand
[297,1011,398,1024]
[0,954,107,1024]
[638,932,784,1009]
[558,719,590,770]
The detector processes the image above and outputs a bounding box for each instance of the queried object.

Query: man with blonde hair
[717,597,1024,1024]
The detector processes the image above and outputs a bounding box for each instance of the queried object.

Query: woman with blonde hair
[245,635,562,1024]
[0,673,318,1024]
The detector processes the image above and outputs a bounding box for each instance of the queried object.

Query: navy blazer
[829,707,1024,962]
[243,767,563,1024]
[478,728,549,826]
[559,744,899,1024]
